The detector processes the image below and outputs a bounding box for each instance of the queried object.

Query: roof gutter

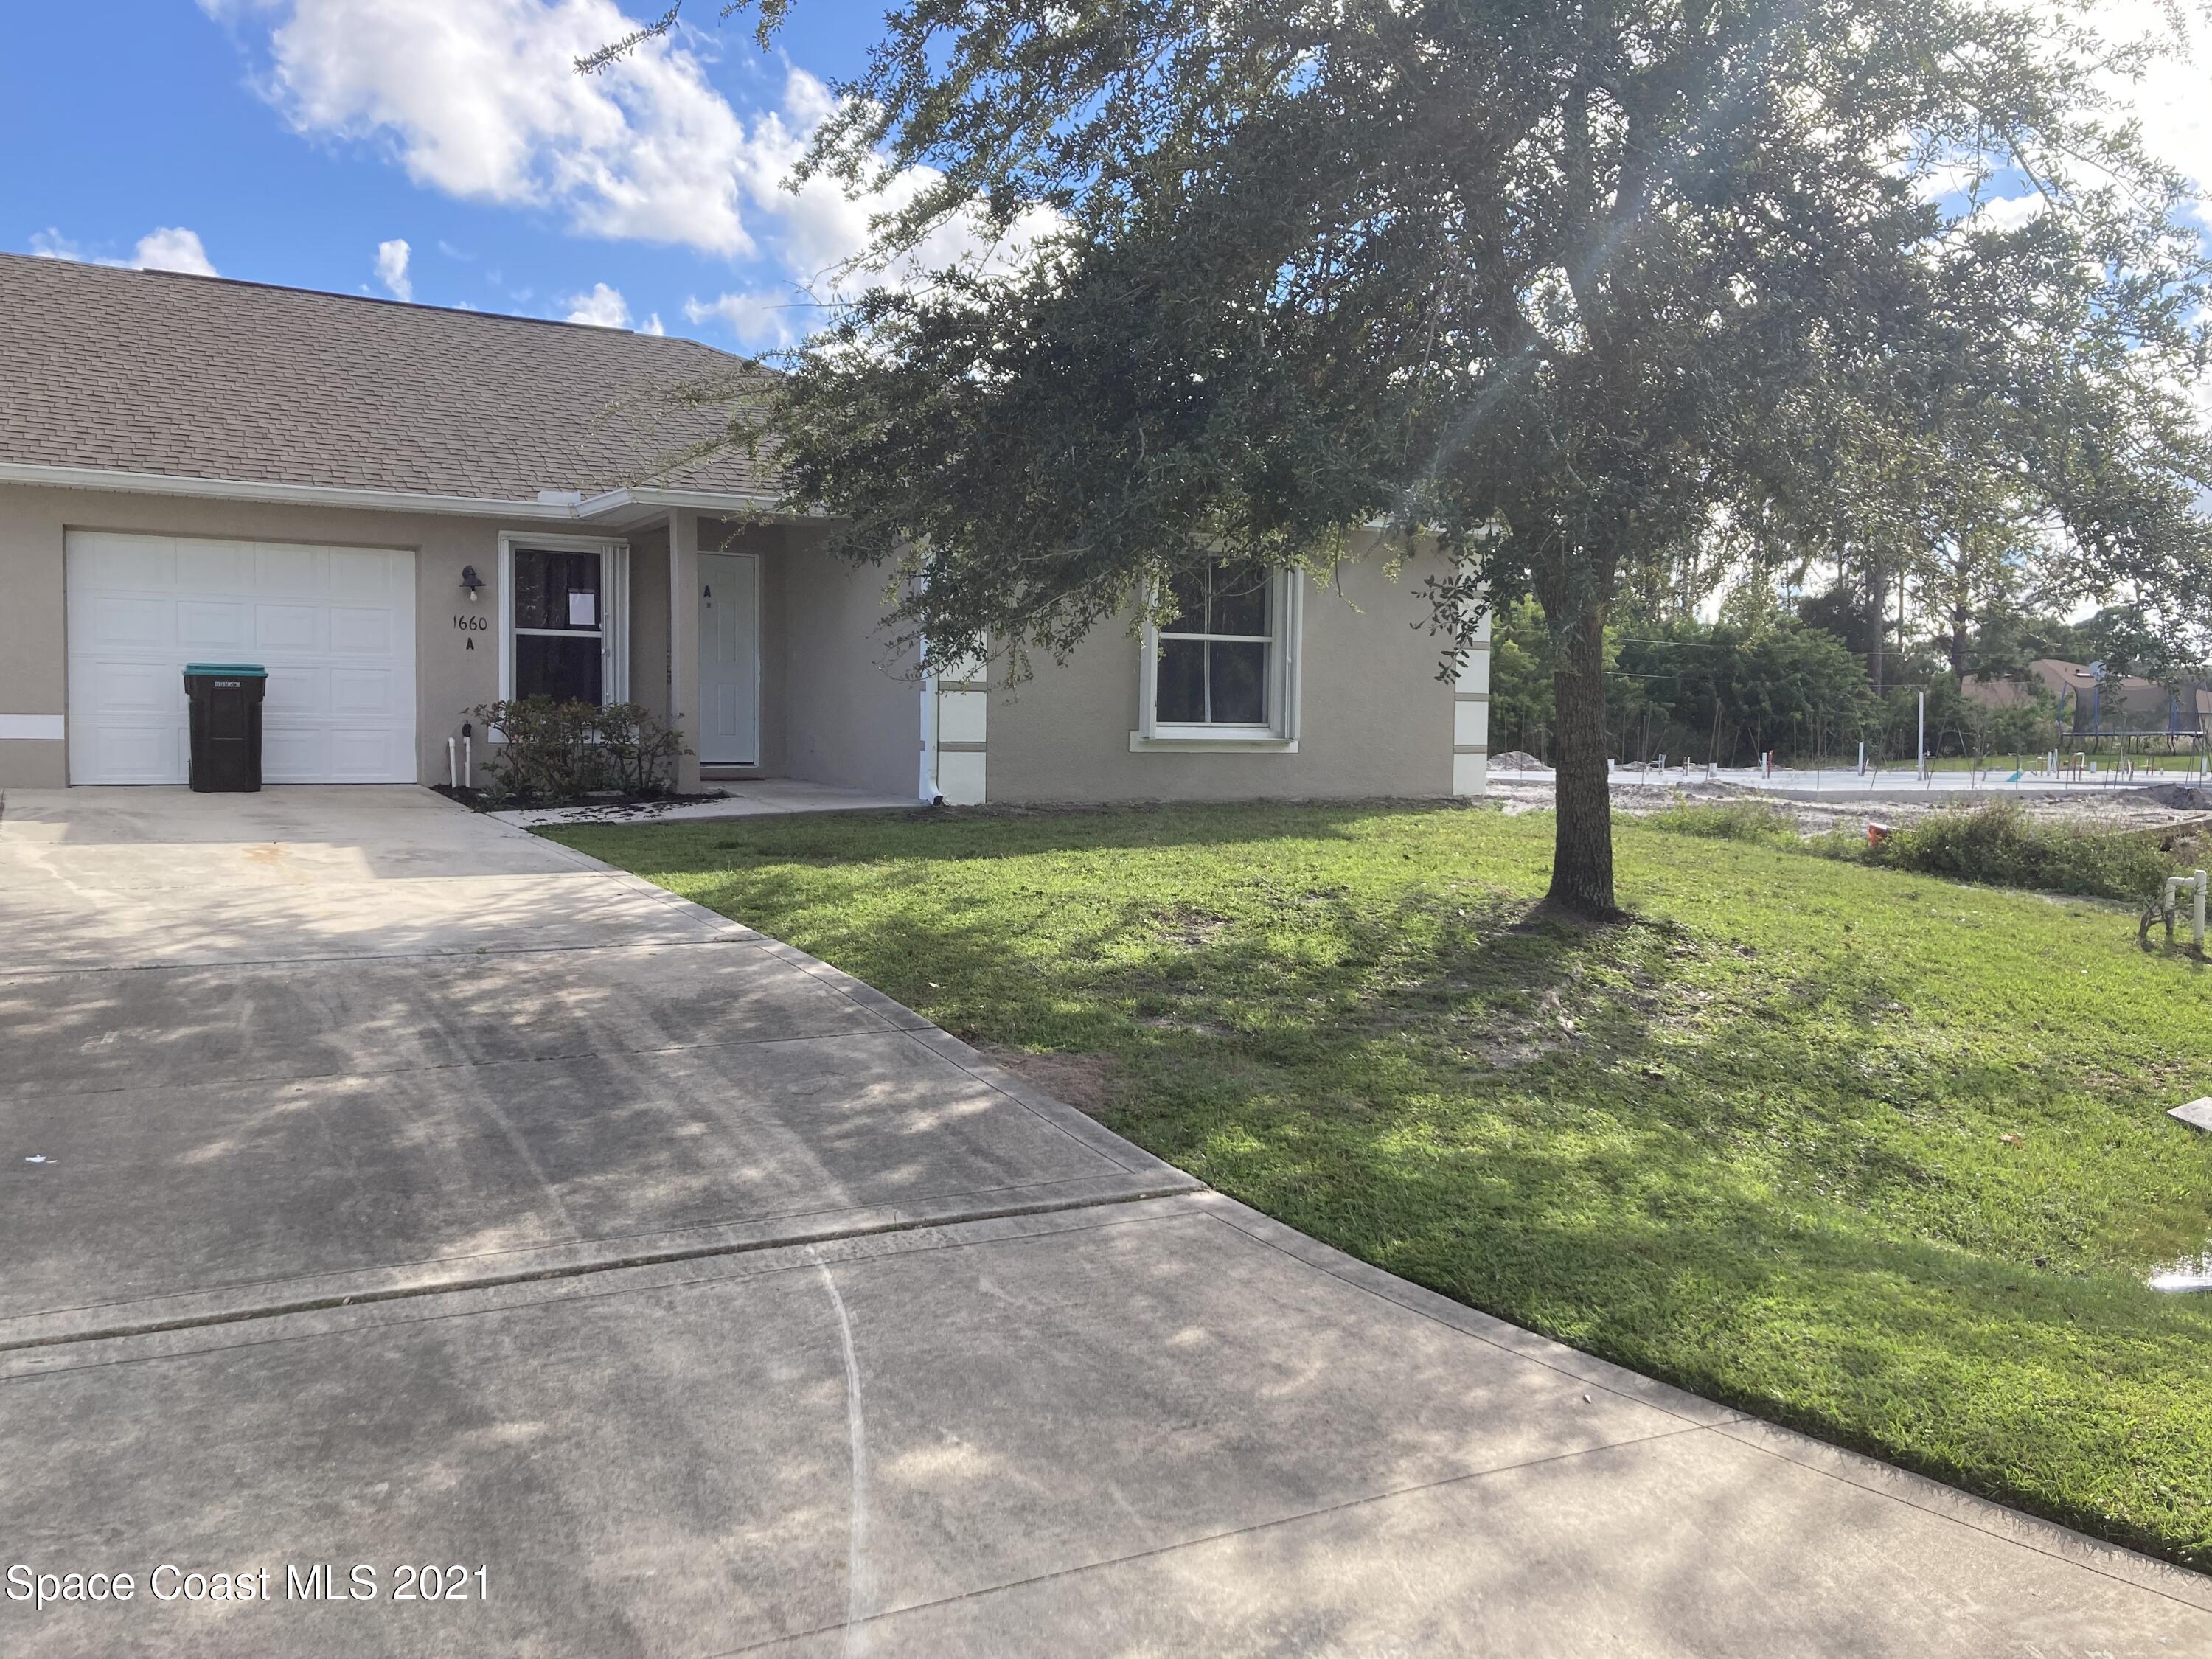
[574,485,812,523]
[0,462,784,523]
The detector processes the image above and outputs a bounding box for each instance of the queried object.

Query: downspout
[919,655,941,804]
[912,558,944,805]
[916,605,943,804]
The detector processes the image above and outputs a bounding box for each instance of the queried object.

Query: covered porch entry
[543,501,978,806]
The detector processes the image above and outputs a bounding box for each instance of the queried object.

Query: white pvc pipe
[2161,871,2208,951]
[447,737,458,790]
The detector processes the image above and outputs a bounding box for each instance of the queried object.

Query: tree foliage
[617,0,2212,913]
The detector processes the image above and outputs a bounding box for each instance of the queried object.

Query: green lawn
[548,802,2212,1569]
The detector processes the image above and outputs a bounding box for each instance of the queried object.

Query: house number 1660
[452,616,490,631]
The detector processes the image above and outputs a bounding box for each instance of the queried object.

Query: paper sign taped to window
[568,591,597,627]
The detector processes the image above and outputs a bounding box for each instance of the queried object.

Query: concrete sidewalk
[3,786,2206,1656]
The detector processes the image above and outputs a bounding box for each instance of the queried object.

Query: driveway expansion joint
[0,1181,1208,1358]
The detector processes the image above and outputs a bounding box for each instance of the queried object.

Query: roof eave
[0,462,789,525]
[574,485,815,531]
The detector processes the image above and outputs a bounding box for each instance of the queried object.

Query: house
[1959,665,2057,713]
[1964,659,2211,738]
[0,253,1489,802]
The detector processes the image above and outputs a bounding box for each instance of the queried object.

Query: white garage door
[66,531,417,785]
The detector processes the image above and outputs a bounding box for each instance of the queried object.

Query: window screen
[1155,563,1274,726]
[512,548,605,705]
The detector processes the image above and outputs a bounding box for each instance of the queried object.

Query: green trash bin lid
[183,663,269,678]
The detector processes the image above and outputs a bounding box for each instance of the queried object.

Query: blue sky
[0,1,2205,364]
[0,2,934,348]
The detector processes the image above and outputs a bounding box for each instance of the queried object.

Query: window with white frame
[1138,561,1301,745]
[500,535,629,707]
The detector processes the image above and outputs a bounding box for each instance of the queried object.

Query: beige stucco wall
[0,483,1464,805]
[628,522,672,731]
[988,548,1458,804]
[0,482,521,788]
[0,483,922,797]
[669,517,917,794]
[756,523,919,799]
[0,488,69,787]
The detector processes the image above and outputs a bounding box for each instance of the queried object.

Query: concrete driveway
[3,787,2206,1657]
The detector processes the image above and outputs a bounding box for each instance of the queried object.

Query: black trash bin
[182,663,268,793]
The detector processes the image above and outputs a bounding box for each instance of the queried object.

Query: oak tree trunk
[1544,589,1618,918]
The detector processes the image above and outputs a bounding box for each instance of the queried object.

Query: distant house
[1966,658,2208,737]
[0,253,1491,801]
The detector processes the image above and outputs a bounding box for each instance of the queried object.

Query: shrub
[1865,802,2180,902]
[593,703,690,796]
[1982,699,2056,757]
[1641,799,1801,846]
[467,698,688,804]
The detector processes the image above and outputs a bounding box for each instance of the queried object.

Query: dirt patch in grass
[1139,1012,1231,1038]
[975,1046,1121,1118]
[1158,905,1234,947]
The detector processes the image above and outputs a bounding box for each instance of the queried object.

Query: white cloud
[27,229,86,261]
[683,289,801,347]
[2071,1,2211,226]
[133,227,220,275]
[204,0,757,255]
[1970,192,2049,232]
[684,70,1059,347]
[29,225,218,276]
[564,280,632,327]
[565,281,659,333]
[375,236,412,299]
[203,3,1056,348]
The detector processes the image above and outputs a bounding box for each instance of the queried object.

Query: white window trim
[1132,568,1302,752]
[497,532,630,717]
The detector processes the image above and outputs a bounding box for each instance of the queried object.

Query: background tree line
[1487,580,2202,769]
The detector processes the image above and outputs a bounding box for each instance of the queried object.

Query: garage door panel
[260,727,324,781]
[254,603,326,653]
[176,599,252,651]
[330,605,395,654]
[85,726,175,784]
[265,665,330,716]
[254,544,330,597]
[330,549,400,601]
[68,532,416,785]
[72,531,176,588]
[322,728,408,779]
[330,668,400,717]
[76,660,176,714]
[87,595,172,649]
[175,539,256,590]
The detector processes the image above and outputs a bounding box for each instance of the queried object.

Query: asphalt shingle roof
[0,252,778,501]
